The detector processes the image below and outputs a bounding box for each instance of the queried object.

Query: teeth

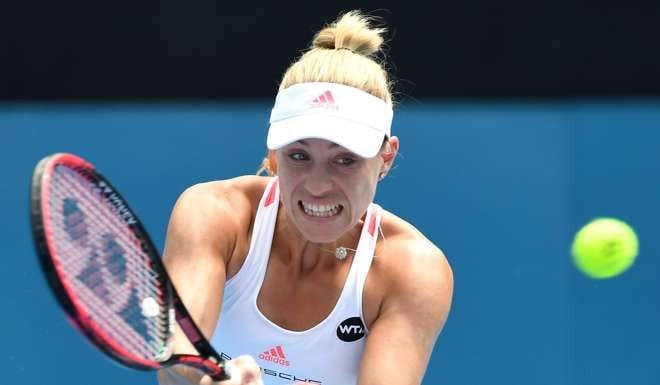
[301,201,341,217]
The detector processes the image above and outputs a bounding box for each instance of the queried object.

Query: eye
[287,151,309,161]
[334,156,356,166]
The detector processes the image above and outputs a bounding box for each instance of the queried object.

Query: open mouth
[299,200,343,218]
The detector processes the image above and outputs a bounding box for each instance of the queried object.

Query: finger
[199,362,240,385]
[207,355,261,385]
[233,355,262,385]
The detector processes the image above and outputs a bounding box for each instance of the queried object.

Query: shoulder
[171,175,270,222]
[176,175,269,208]
[370,208,454,325]
[377,208,453,284]
[166,175,272,256]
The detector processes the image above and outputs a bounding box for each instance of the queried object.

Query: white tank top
[210,177,382,385]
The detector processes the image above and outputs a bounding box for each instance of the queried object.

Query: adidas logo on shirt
[258,345,291,366]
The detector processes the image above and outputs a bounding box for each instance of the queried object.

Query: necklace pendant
[335,246,348,260]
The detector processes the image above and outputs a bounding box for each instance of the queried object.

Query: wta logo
[336,317,366,342]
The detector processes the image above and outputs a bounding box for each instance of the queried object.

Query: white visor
[267,82,393,158]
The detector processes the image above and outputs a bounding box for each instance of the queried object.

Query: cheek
[275,155,306,180]
[345,178,378,212]
[275,174,302,213]
[276,169,302,199]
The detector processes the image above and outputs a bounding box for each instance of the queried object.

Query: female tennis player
[157,10,453,385]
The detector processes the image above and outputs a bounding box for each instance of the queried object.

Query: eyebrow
[296,140,340,149]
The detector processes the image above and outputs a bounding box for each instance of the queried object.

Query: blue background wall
[2,102,659,384]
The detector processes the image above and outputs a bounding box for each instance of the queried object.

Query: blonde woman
[158,10,453,385]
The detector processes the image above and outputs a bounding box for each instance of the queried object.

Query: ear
[267,150,278,175]
[379,136,399,179]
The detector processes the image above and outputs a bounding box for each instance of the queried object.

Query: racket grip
[173,355,231,382]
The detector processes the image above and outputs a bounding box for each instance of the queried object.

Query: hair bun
[312,11,386,57]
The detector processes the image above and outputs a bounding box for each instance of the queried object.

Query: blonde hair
[279,10,393,104]
[258,10,394,176]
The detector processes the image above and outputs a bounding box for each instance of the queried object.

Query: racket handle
[169,354,231,381]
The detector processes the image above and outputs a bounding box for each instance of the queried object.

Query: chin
[299,230,341,244]
[293,217,349,244]
[292,214,345,242]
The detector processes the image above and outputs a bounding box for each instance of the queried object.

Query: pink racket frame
[31,153,229,380]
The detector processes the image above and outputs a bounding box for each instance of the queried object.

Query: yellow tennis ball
[571,218,639,279]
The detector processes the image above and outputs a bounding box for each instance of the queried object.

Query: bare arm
[358,243,454,385]
[156,180,256,385]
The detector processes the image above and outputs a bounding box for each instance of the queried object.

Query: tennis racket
[30,152,231,381]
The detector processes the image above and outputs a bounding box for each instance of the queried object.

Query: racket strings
[51,170,162,353]
[47,165,170,361]
[52,167,167,355]
[52,168,162,306]
[54,168,161,285]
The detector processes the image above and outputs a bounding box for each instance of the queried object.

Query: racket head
[30,153,172,371]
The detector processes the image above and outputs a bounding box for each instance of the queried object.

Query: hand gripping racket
[30,153,230,381]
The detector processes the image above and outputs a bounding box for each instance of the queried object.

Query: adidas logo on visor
[310,90,339,110]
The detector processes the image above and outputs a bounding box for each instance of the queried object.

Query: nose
[303,165,334,197]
